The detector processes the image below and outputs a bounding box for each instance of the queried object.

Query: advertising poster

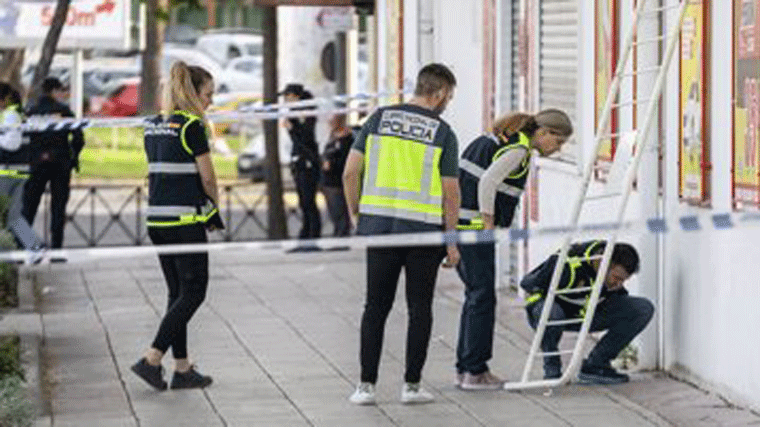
[0,0,131,49]
[595,0,618,167]
[679,0,708,202]
[734,0,760,206]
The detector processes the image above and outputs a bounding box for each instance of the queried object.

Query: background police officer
[343,63,460,405]
[280,83,321,239]
[23,77,85,251]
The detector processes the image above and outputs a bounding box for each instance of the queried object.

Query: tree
[28,0,71,103]
[140,0,170,114]
[0,50,24,90]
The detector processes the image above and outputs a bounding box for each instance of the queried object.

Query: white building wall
[532,0,760,411]
[430,0,485,145]
[375,0,486,145]
[661,0,760,411]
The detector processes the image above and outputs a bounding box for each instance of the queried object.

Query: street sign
[0,0,131,50]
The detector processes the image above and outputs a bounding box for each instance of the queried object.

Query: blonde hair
[492,109,573,139]
[162,61,213,117]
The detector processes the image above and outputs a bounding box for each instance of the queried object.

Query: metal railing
[38,182,302,248]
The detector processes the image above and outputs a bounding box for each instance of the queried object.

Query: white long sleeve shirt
[477,146,529,216]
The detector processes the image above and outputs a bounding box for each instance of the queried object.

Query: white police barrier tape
[0,90,409,133]
[2,209,759,265]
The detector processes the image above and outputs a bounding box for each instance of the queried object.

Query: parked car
[162,46,261,94]
[91,78,139,117]
[195,31,263,67]
[237,132,268,182]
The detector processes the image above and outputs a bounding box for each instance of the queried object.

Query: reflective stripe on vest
[146,202,217,228]
[0,169,29,179]
[359,134,443,225]
[459,159,524,197]
[557,240,603,306]
[148,162,199,174]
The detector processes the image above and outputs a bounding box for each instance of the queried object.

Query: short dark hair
[414,63,456,97]
[42,77,64,94]
[611,243,640,275]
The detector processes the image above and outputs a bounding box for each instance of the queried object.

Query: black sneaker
[170,366,213,389]
[577,361,629,385]
[131,358,168,390]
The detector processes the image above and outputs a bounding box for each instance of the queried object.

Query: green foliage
[0,376,33,427]
[0,337,23,382]
[0,196,17,308]
[0,195,9,230]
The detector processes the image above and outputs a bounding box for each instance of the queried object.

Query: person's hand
[442,244,460,268]
[322,160,330,171]
[281,119,292,130]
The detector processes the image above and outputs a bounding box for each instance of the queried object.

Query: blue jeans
[526,294,654,373]
[455,242,496,375]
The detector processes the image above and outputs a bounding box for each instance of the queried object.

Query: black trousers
[455,242,496,375]
[360,245,446,384]
[22,162,71,248]
[148,224,209,359]
[322,185,350,237]
[293,165,321,239]
[526,294,654,372]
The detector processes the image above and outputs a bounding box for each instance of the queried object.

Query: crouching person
[521,240,654,384]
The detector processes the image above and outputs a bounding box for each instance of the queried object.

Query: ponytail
[491,113,538,138]
[162,61,213,118]
[492,108,573,140]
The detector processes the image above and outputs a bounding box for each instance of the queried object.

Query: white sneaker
[400,382,434,404]
[349,382,376,405]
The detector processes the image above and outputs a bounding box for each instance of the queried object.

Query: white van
[195,31,263,66]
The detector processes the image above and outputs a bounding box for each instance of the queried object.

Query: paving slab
[1,249,757,426]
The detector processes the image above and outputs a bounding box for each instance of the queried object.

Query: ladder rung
[631,36,665,47]
[640,3,683,15]
[536,349,576,357]
[585,192,622,201]
[597,132,623,140]
[619,66,662,78]
[555,286,593,295]
[610,97,656,109]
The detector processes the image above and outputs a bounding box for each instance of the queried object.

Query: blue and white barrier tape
[2,209,758,265]
[0,90,409,133]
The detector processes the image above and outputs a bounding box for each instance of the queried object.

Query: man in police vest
[521,240,654,384]
[343,63,460,405]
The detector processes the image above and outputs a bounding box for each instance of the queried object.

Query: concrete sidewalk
[3,249,759,426]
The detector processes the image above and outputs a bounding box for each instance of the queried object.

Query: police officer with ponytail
[131,61,223,391]
[455,109,573,390]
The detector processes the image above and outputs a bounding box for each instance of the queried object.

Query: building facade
[373,0,760,411]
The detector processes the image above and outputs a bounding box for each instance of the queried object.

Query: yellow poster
[596,0,616,165]
[679,0,706,202]
[734,0,760,206]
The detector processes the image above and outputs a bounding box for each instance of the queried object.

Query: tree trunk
[262,6,288,239]
[140,0,169,114]
[28,0,71,103]
[0,50,25,91]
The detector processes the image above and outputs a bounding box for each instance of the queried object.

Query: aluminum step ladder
[503,0,691,391]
